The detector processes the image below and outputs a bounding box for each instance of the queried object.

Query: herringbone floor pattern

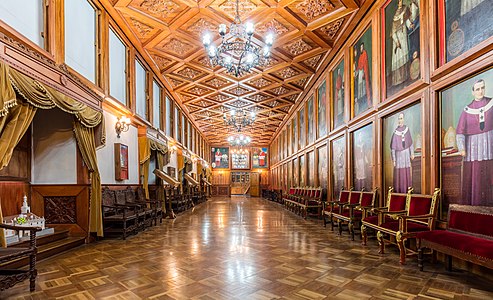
[2,196,492,299]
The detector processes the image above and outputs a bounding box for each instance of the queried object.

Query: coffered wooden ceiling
[106,0,369,145]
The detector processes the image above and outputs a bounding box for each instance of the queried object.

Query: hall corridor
[2,197,492,299]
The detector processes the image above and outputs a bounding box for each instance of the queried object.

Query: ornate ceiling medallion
[161,38,194,56]
[296,0,335,20]
[205,77,230,88]
[140,0,180,17]
[248,78,272,88]
[129,17,153,38]
[219,0,257,16]
[303,54,322,69]
[257,19,289,35]
[321,18,345,40]
[187,18,218,36]
[275,67,300,79]
[283,38,313,56]
[175,67,203,80]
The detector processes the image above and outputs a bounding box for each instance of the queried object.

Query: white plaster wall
[97,111,139,184]
[32,109,77,184]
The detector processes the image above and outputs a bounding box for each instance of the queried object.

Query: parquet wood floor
[2,196,492,299]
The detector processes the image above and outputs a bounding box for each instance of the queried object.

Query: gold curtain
[73,122,103,236]
[0,101,37,170]
[8,66,102,128]
[0,63,38,171]
[0,63,16,117]
[138,136,151,199]
[139,136,168,199]
[156,151,166,212]
[177,148,184,172]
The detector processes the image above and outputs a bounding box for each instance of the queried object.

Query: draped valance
[1,62,102,127]
[139,135,168,198]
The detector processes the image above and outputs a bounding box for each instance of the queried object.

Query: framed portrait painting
[440,0,493,64]
[352,124,374,191]
[383,102,422,195]
[299,107,306,149]
[332,59,345,128]
[293,157,299,187]
[299,154,305,186]
[288,159,292,188]
[211,147,229,169]
[308,150,315,186]
[382,0,421,98]
[440,68,493,218]
[252,147,268,168]
[318,144,328,191]
[352,26,373,117]
[317,80,327,138]
[307,96,315,145]
[292,117,298,153]
[331,135,346,200]
[287,124,291,156]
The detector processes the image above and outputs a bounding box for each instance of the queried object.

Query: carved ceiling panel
[106,0,366,145]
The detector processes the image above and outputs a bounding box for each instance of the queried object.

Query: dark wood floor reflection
[3,196,493,299]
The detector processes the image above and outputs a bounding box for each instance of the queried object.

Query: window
[181,114,186,146]
[0,0,44,48]
[135,59,147,119]
[174,106,179,141]
[109,28,127,104]
[65,0,96,82]
[152,80,161,129]
[187,121,192,150]
[192,127,196,153]
[166,96,172,137]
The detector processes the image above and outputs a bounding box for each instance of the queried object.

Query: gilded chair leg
[377,231,385,254]
[361,224,367,246]
[396,231,406,265]
[338,220,343,235]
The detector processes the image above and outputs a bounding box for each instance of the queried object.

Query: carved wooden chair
[101,187,138,239]
[0,224,41,292]
[136,187,164,226]
[124,187,153,229]
[332,190,363,237]
[301,187,323,219]
[361,187,410,247]
[375,188,440,264]
[323,187,351,230]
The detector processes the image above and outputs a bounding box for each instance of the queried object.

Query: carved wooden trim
[0,33,102,111]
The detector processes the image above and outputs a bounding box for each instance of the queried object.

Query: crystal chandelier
[202,0,274,77]
[227,135,252,146]
[224,107,255,132]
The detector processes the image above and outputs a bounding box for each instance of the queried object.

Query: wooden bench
[0,224,41,292]
[417,204,493,271]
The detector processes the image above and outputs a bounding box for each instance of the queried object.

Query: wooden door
[250,172,260,197]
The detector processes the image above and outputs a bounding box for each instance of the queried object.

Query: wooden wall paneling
[422,88,432,194]
[53,0,64,64]
[99,4,109,95]
[45,0,56,55]
[0,182,30,216]
[31,184,90,237]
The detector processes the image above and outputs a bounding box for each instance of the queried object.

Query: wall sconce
[115,116,130,138]
[169,145,177,154]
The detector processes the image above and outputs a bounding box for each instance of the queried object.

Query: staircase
[0,230,85,269]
